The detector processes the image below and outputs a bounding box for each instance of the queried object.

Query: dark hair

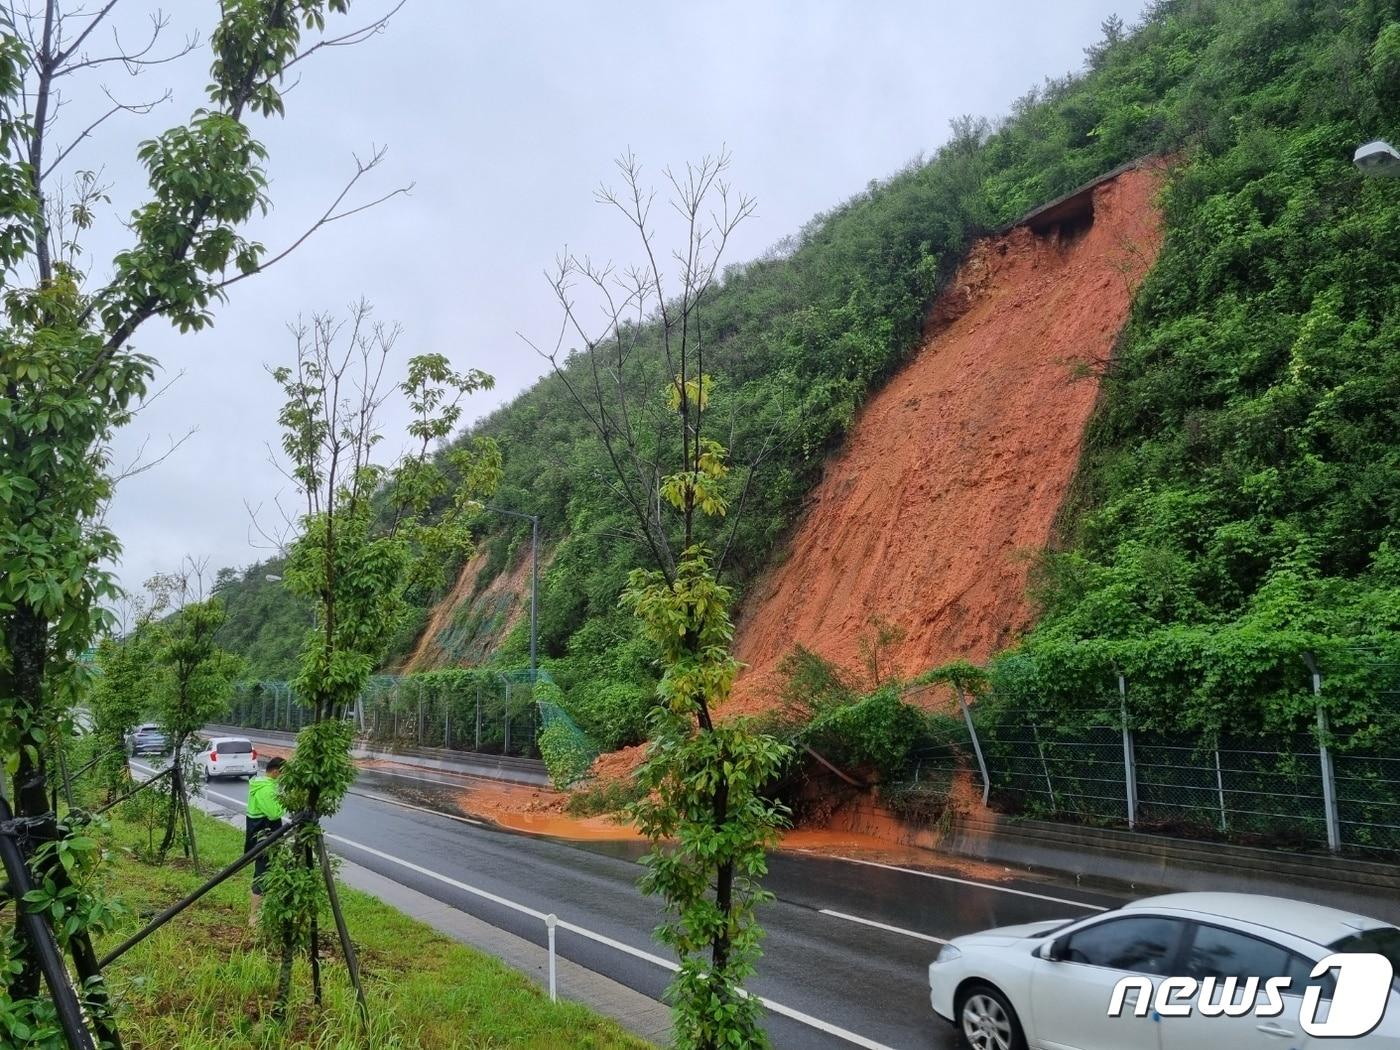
[266,757,286,772]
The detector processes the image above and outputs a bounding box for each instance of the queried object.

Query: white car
[195,736,259,780]
[929,892,1400,1049]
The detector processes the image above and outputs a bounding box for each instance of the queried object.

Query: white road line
[326,835,897,1050]
[819,909,949,945]
[359,763,538,793]
[169,764,898,1050]
[344,788,487,827]
[799,852,1110,912]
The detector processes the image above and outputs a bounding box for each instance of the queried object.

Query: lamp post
[480,505,539,679]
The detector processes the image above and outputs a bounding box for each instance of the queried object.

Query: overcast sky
[90,0,1143,593]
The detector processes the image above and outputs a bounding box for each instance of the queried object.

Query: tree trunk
[4,603,50,1001]
[158,759,183,859]
[711,773,733,976]
[275,937,295,1017]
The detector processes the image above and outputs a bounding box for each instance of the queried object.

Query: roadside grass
[94,806,652,1049]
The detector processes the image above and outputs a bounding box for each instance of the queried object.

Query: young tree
[0,2,404,1039]
[260,301,500,1011]
[89,613,161,803]
[531,152,790,1050]
[147,564,241,866]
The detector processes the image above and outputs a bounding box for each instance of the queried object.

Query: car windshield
[218,740,253,754]
[1329,927,1400,988]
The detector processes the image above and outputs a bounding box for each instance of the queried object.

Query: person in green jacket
[245,756,285,928]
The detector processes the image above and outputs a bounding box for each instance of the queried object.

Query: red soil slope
[729,165,1164,713]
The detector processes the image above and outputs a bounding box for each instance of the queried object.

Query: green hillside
[215,0,1400,748]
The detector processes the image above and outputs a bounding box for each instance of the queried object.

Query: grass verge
[94,806,652,1049]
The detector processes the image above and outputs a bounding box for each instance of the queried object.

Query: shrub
[568,680,652,751]
[801,685,926,782]
[538,721,595,789]
[565,778,646,817]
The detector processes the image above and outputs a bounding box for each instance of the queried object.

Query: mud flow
[730,165,1165,713]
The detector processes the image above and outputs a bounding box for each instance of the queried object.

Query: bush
[567,680,652,751]
[565,778,646,817]
[801,685,926,782]
[774,645,857,724]
[538,721,595,788]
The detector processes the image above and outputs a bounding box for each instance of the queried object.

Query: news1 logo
[1108,954,1395,1038]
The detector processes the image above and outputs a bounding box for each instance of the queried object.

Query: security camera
[1353,140,1400,177]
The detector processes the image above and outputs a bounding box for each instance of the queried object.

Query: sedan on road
[194,736,259,780]
[930,891,1400,1049]
[124,723,168,756]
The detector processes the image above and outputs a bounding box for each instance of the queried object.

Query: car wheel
[957,983,1026,1050]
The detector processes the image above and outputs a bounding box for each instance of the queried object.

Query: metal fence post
[1304,653,1342,853]
[504,681,512,756]
[952,684,991,806]
[1032,723,1056,808]
[1213,744,1228,832]
[475,681,482,750]
[1119,674,1138,830]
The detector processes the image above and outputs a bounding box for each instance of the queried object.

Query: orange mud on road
[728,165,1165,714]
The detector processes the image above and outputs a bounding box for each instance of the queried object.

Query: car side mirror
[1042,936,1069,962]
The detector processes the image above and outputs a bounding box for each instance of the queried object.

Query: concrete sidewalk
[188,791,671,1045]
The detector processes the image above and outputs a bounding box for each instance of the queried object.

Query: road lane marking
[820,908,949,944]
[178,767,898,1050]
[344,789,487,827]
[358,763,542,793]
[799,852,1110,912]
[325,836,898,1050]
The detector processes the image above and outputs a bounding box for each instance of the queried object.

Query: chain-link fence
[898,674,1400,860]
[226,668,551,760]
[985,717,1400,858]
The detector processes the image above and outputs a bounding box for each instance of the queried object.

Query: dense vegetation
[214,0,1400,750]
[993,0,1400,738]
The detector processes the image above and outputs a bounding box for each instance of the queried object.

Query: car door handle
[1256,1022,1295,1037]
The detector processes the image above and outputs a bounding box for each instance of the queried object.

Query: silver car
[929,892,1400,1049]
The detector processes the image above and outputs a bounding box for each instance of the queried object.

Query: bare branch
[43,83,171,178]
[213,146,412,293]
[54,8,199,79]
[109,426,196,485]
[260,0,407,85]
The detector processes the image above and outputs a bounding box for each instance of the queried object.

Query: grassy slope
[96,810,648,1050]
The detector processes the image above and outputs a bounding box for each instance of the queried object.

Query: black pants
[245,815,278,893]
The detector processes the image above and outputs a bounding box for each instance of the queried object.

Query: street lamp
[1354,140,1400,177]
[480,505,539,679]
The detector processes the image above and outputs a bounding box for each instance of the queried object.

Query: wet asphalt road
[140,760,1122,1050]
